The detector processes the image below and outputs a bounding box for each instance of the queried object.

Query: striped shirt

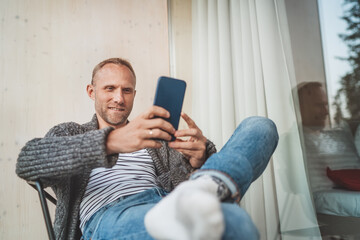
[79,149,158,230]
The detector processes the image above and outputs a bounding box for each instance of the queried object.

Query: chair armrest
[28,180,57,205]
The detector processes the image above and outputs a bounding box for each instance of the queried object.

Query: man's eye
[123,89,132,93]
[106,87,114,91]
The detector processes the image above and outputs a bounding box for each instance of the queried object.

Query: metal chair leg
[28,180,56,240]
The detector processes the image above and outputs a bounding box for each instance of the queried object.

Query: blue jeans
[82,188,165,240]
[191,116,279,202]
[82,116,278,240]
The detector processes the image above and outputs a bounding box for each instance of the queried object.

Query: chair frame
[28,180,56,240]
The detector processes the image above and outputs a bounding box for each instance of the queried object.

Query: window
[298,0,360,238]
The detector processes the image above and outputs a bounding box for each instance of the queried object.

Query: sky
[318,0,352,118]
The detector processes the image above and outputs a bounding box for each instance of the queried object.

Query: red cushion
[327,167,360,191]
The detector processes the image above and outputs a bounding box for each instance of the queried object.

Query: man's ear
[86,84,95,100]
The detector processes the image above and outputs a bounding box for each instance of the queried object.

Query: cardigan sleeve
[16,122,118,185]
[150,138,217,192]
[205,139,217,160]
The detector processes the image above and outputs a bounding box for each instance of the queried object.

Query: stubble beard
[104,111,129,127]
[96,103,132,128]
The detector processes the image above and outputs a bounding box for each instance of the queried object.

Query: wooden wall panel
[0,0,169,239]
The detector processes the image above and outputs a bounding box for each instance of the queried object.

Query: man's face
[300,86,329,128]
[87,63,136,129]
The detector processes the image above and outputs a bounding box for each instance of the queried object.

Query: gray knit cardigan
[16,115,216,240]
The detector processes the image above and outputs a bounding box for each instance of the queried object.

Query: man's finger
[142,139,162,149]
[144,128,172,141]
[174,128,198,138]
[144,118,176,135]
[144,106,170,119]
[176,149,196,156]
[168,140,202,150]
[181,112,198,128]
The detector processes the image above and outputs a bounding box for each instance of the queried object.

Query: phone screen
[153,76,186,140]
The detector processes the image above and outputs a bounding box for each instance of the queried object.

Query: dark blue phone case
[153,76,186,141]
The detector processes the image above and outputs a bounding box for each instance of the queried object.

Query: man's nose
[113,89,124,103]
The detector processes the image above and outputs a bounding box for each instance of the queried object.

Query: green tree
[334,0,360,131]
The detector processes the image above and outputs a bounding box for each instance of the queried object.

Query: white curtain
[192,0,322,239]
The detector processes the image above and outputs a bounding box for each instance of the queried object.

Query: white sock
[145,176,225,240]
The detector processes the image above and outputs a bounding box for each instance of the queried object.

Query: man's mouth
[109,107,125,111]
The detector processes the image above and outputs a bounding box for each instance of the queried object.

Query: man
[298,81,329,130]
[16,58,278,240]
[297,81,360,194]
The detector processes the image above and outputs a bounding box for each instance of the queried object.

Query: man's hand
[106,106,175,154]
[168,113,207,168]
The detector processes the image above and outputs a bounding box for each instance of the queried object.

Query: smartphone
[153,76,187,141]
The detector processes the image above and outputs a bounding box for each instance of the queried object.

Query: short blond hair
[91,58,136,85]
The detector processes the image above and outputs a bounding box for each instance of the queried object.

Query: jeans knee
[242,116,279,143]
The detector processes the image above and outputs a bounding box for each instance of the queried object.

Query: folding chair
[28,180,57,240]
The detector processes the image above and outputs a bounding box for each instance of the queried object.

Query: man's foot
[144,176,225,240]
